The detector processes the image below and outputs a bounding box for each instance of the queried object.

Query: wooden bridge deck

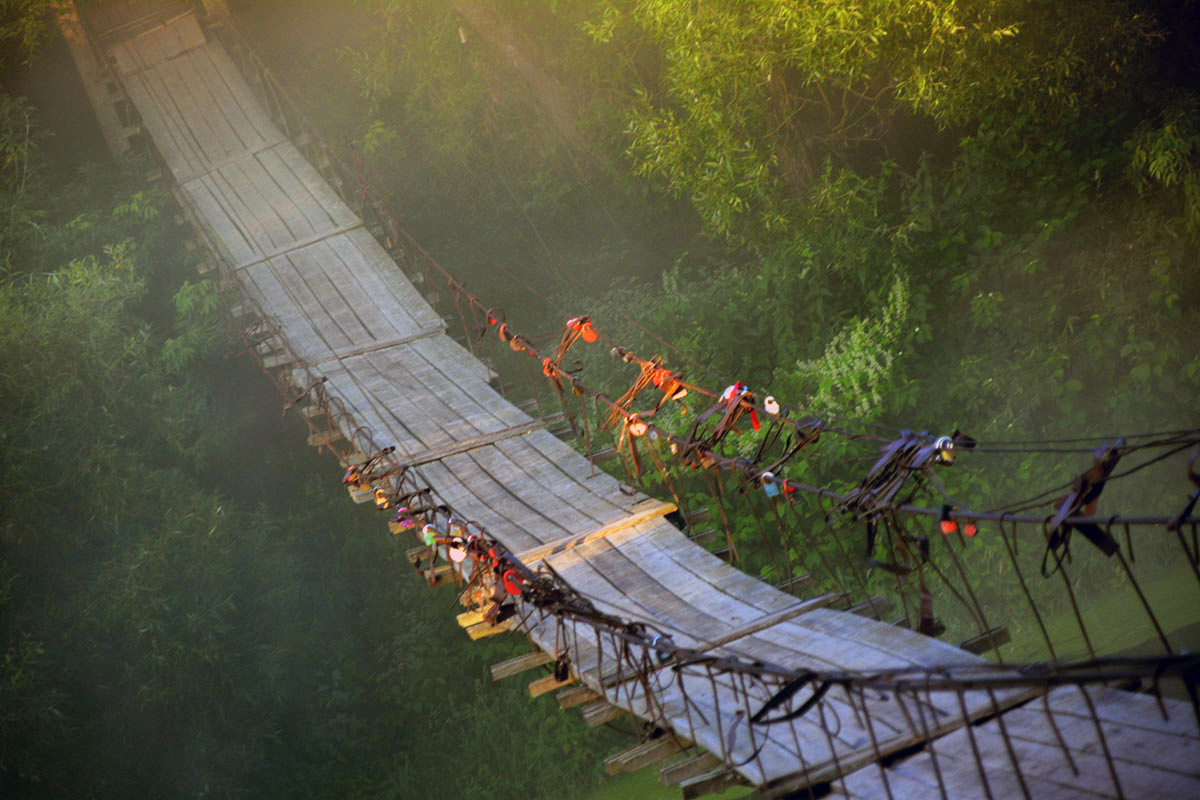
[67,2,1200,797]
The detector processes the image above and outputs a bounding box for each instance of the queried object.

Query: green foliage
[583,0,1159,249]
[1,91,615,800]
[792,275,911,419]
[0,0,49,72]
[162,278,223,374]
[1130,98,1200,239]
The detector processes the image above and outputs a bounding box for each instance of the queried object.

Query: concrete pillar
[54,0,130,157]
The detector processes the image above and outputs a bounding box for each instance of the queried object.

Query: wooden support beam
[587,446,618,464]
[424,563,456,588]
[466,617,515,640]
[697,592,849,649]
[681,768,747,800]
[556,685,601,709]
[394,420,547,468]
[306,327,445,368]
[515,499,676,565]
[261,353,291,369]
[581,699,626,728]
[406,545,434,564]
[959,626,1011,654]
[847,595,894,618]
[232,221,364,272]
[529,673,574,698]
[661,752,723,787]
[490,650,553,681]
[604,736,687,776]
[456,610,485,628]
[307,429,342,448]
[772,573,813,596]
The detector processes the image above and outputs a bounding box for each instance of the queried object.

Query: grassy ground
[1004,563,1200,663]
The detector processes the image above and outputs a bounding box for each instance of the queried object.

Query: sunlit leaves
[1130,99,1200,239]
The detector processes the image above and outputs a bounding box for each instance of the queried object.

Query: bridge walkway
[64,2,1200,797]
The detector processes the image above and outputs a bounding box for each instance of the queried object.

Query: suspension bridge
[60,2,1200,798]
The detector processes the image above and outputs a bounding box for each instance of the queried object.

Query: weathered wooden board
[236,230,443,364]
[633,521,804,614]
[314,337,529,454]
[108,10,204,76]
[516,500,675,565]
[180,141,356,267]
[520,524,1037,791]
[122,41,284,182]
[79,0,190,40]
[836,686,1200,800]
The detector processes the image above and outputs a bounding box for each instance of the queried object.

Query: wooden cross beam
[515,499,676,565]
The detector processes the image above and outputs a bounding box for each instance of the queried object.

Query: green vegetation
[340,0,1198,436]
[6,1,1200,797]
[331,0,1199,656]
[0,88,614,797]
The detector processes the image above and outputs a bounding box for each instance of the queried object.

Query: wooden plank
[489,434,629,525]
[415,460,543,554]
[661,752,724,787]
[605,737,688,776]
[108,11,204,76]
[307,429,342,448]
[152,51,232,171]
[466,617,515,640]
[838,687,1200,800]
[490,650,553,681]
[399,420,550,468]
[696,592,850,653]
[261,352,290,369]
[960,626,1011,654]
[307,327,444,366]
[456,610,485,628]
[255,145,346,235]
[639,523,800,614]
[773,572,813,595]
[529,672,574,698]
[406,546,433,564]
[187,45,275,150]
[515,499,676,564]
[181,174,259,266]
[556,685,601,709]
[581,700,626,728]
[847,595,894,618]
[681,768,746,800]
[601,526,786,624]
[432,450,584,545]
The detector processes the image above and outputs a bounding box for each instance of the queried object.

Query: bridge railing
[85,0,1200,677]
